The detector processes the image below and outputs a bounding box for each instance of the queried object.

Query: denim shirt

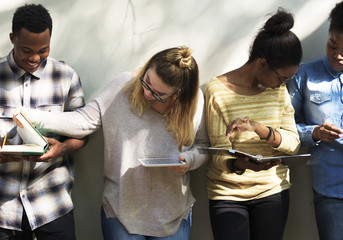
[287,55,343,198]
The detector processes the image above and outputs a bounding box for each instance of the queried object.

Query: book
[200,147,311,163]
[1,112,49,155]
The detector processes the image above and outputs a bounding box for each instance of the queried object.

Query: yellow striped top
[205,77,300,201]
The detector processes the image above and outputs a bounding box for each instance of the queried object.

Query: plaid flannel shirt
[0,50,85,231]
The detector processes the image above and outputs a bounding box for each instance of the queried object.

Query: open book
[200,147,311,163]
[1,112,49,155]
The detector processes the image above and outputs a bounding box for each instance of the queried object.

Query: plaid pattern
[0,51,84,230]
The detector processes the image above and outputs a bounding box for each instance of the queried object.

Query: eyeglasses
[140,75,176,103]
[272,69,293,85]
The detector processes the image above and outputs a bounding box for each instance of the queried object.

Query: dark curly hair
[12,4,52,36]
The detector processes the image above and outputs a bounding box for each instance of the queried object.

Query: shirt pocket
[0,106,18,138]
[309,91,332,105]
[0,106,16,119]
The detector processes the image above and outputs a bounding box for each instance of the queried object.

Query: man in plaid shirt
[0,4,87,240]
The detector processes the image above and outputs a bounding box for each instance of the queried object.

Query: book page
[16,112,47,147]
[2,144,45,154]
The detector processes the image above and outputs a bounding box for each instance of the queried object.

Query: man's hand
[0,152,21,163]
[313,122,343,142]
[35,137,67,162]
[27,137,88,162]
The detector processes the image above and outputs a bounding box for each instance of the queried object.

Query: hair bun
[263,8,294,35]
[178,46,193,69]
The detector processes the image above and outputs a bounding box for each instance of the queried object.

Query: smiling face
[10,28,50,73]
[326,31,343,72]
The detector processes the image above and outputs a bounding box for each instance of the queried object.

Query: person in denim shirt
[287,2,343,239]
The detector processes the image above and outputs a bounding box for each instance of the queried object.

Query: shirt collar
[7,49,47,80]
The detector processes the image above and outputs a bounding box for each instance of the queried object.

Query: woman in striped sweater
[205,8,302,240]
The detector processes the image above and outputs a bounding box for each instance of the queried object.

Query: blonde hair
[125,46,199,151]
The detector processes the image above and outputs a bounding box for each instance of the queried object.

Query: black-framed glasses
[272,69,292,85]
[139,75,176,103]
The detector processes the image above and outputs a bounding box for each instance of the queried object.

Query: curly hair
[12,4,52,36]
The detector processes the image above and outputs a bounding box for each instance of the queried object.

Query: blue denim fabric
[287,55,343,199]
[313,190,343,240]
[101,207,191,240]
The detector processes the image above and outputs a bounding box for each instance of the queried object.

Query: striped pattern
[205,77,300,201]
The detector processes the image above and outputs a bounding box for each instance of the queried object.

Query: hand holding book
[1,110,49,156]
[200,147,311,163]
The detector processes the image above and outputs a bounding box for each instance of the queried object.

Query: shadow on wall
[300,20,329,62]
[0,0,333,239]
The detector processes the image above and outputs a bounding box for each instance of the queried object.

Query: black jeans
[209,190,289,240]
[0,210,75,240]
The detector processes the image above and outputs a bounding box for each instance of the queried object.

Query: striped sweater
[205,77,300,201]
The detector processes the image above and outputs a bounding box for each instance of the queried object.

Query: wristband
[229,158,245,175]
[260,126,273,141]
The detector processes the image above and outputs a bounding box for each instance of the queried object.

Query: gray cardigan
[25,72,209,237]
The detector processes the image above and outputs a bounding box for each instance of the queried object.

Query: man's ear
[9,33,14,44]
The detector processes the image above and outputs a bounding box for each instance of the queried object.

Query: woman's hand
[226,117,256,138]
[168,156,188,173]
[231,156,280,172]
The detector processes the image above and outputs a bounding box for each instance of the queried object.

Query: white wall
[0,0,338,239]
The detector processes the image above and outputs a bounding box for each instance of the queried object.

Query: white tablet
[138,158,186,167]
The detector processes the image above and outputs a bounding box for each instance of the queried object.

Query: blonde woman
[15,46,209,239]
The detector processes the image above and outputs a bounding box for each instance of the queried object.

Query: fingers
[234,156,280,172]
[318,123,342,142]
[13,115,23,128]
[13,108,24,128]
[168,156,187,173]
[226,117,253,138]
[226,122,237,138]
[0,154,21,163]
[168,165,187,173]
[226,118,242,138]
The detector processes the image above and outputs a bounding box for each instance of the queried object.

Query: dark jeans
[0,210,75,240]
[209,190,289,240]
[313,189,343,240]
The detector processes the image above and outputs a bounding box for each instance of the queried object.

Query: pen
[2,134,7,148]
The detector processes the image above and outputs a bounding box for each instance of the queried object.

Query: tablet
[138,158,186,167]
